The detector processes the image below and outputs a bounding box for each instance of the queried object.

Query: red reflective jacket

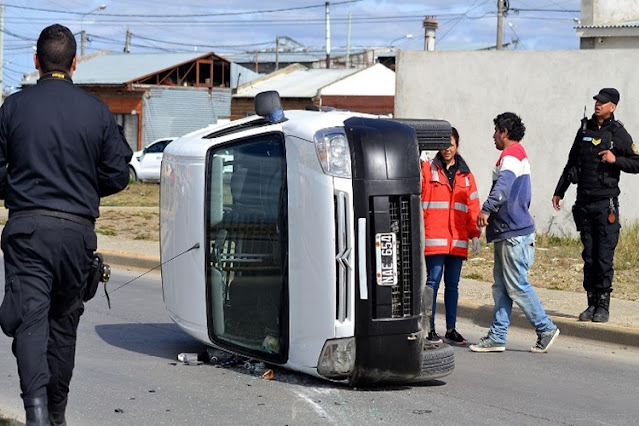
[421,155,481,258]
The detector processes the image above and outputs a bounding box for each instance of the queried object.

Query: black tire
[411,342,455,382]
[129,166,138,182]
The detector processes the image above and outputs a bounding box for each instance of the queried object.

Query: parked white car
[129,137,176,182]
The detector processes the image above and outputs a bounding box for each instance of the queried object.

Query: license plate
[375,232,397,286]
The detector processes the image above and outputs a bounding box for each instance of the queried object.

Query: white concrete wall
[396,49,639,236]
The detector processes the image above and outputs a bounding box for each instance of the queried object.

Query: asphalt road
[1,266,639,425]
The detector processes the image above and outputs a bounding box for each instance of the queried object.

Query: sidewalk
[95,232,639,349]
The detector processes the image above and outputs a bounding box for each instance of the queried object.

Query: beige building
[578,0,639,48]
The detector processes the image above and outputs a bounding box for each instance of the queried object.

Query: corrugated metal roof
[578,19,639,29]
[22,51,231,86]
[235,66,359,98]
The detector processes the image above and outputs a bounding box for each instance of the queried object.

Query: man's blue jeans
[426,254,464,331]
[488,233,556,344]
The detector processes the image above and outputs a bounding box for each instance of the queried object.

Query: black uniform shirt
[554,113,639,201]
[0,72,133,219]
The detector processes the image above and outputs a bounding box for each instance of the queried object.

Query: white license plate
[375,232,397,286]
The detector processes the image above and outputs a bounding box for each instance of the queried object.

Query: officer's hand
[477,212,489,228]
[598,149,616,164]
[471,237,481,254]
[552,195,562,211]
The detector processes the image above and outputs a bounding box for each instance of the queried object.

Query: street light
[81,4,107,57]
[389,34,413,48]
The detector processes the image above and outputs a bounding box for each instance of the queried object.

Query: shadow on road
[94,322,202,360]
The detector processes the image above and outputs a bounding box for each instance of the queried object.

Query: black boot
[578,291,597,321]
[593,291,611,323]
[48,399,67,426]
[24,396,51,426]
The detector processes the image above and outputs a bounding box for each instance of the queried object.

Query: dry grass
[464,230,639,302]
[101,181,160,207]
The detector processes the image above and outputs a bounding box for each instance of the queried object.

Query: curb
[443,300,639,349]
[99,251,639,349]
[101,250,161,271]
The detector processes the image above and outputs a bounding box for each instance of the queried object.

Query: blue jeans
[426,254,464,331]
[488,233,556,344]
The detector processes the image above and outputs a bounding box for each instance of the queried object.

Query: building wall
[581,0,639,26]
[142,86,224,146]
[395,49,639,235]
[321,95,393,115]
[83,87,144,150]
[581,35,639,49]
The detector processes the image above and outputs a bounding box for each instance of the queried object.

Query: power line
[510,8,579,13]
[3,1,362,18]
[131,33,274,49]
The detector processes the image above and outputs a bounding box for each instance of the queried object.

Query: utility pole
[345,11,351,68]
[124,28,131,53]
[81,30,87,56]
[496,0,505,50]
[80,5,106,57]
[325,1,331,69]
[275,36,280,71]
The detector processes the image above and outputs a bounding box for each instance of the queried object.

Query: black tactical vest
[576,118,621,201]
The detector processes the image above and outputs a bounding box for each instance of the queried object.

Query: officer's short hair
[36,24,76,74]
[493,112,525,142]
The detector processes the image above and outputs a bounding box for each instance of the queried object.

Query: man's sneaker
[531,328,560,353]
[444,329,467,345]
[426,330,443,344]
[469,335,506,352]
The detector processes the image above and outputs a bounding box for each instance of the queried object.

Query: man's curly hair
[494,112,525,142]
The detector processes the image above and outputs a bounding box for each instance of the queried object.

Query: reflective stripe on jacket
[421,155,481,258]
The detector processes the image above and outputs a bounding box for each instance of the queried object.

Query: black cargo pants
[572,198,620,293]
[0,214,96,406]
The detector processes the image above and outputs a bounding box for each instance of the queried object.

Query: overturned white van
[160,91,454,385]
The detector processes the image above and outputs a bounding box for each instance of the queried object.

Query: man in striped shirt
[470,112,559,354]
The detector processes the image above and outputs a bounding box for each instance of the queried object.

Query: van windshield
[205,132,287,361]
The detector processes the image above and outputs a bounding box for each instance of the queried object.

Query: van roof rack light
[255,91,287,123]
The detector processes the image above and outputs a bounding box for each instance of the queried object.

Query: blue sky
[2,0,581,92]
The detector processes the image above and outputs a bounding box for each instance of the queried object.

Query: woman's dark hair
[493,112,525,142]
[36,24,77,74]
[451,126,459,146]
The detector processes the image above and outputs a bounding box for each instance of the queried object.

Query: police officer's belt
[10,208,95,228]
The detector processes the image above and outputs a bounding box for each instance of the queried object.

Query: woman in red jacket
[421,127,481,345]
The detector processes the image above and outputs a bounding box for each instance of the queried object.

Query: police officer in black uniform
[552,88,639,324]
[0,24,132,425]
